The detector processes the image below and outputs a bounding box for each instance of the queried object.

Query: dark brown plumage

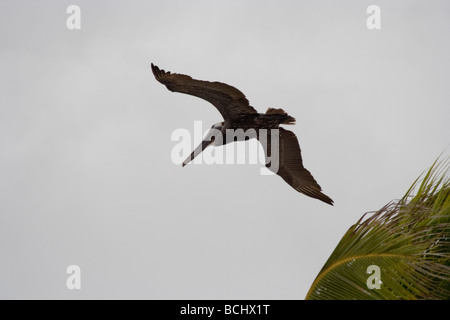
[151,63,256,120]
[151,63,333,205]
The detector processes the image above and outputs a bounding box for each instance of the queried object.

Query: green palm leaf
[306,158,450,300]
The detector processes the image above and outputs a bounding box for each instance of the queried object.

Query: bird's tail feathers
[266,108,296,125]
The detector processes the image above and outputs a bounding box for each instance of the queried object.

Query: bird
[151,63,333,205]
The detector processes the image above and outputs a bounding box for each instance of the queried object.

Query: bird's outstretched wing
[151,63,257,121]
[259,128,334,205]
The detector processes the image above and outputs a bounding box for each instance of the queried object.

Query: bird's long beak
[182,128,219,167]
[182,139,213,167]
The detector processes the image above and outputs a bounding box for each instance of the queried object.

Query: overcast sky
[0,0,449,299]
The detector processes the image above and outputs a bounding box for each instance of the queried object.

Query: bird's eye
[210,136,215,142]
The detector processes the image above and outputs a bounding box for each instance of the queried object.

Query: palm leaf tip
[306,157,450,300]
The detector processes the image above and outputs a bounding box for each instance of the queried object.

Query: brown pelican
[151,63,333,205]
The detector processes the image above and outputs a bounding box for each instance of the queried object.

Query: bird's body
[210,112,295,145]
[228,112,295,131]
[151,63,334,205]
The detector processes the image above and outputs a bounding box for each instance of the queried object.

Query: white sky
[0,0,449,299]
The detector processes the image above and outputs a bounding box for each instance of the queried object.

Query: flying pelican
[151,63,333,205]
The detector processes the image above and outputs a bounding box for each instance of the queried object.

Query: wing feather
[151,63,257,120]
[259,128,334,205]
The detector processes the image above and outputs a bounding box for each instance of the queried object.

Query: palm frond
[306,157,450,300]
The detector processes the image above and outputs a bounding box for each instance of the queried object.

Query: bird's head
[209,122,225,146]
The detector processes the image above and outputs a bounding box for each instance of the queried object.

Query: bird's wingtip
[151,63,162,80]
[316,191,334,206]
